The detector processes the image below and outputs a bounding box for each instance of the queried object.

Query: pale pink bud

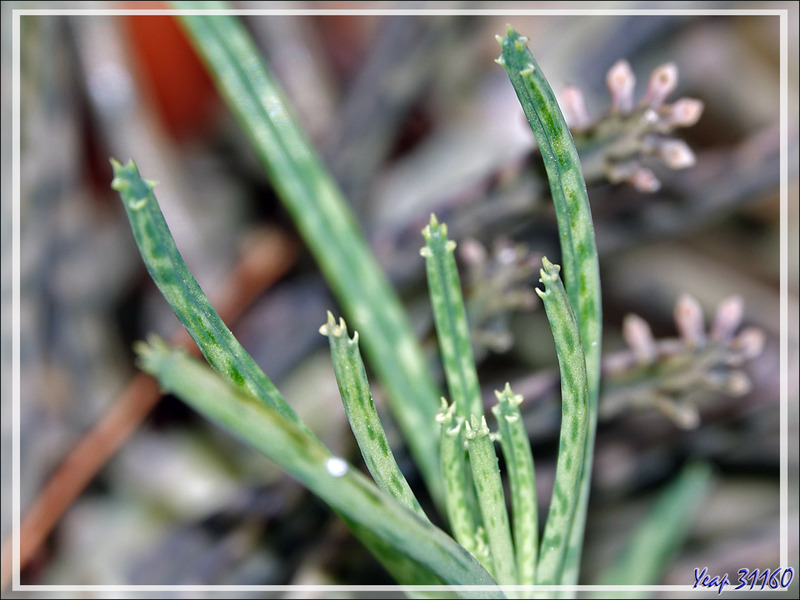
[607,59,636,114]
[642,63,678,108]
[623,313,657,364]
[663,98,704,128]
[460,238,487,267]
[659,139,696,169]
[629,166,661,192]
[710,295,744,343]
[561,85,592,131]
[675,293,706,348]
[731,327,765,360]
[727,371,752,396]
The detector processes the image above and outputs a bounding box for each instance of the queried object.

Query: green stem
[534,259,588,585]
[497,28,602,583]
[320,312,426,519]
[174,2,444,506]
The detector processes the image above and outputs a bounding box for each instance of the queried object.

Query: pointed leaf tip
[319,310,337,336]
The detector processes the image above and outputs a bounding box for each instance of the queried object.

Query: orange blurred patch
[123,1,218,140]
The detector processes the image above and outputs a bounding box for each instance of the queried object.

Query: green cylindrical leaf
[534,259,588,585]
[136,338,502,593]
[466,416,518,586]
[320,312,426,519]
[173,2,444,506]
[421,214,484,422]
[111,158,307,432]
[599,461,715,585]
[497,29,602,584]
[437,400,481,559]
[113,160,452,590]
[492,384,538,586]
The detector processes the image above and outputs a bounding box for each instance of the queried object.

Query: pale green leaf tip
[110,156,137,176]
[110,157,156,209]
[499,25,527,45]
[535,257,560,299]
[493,382,524,407]
[318,309,336,336]
[496,26,518,52]
[421,212,444,239]
[134,334,180,375]
[539,256,561,283]
[420,213,452,252]
[110,157,132,192]
[435,397,456,424]
[448,419,464,437]
[466,415,490,439]
[541,254,558,269]
[319,310,354,341]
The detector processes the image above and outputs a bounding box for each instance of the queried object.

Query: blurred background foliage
[1,1,798,595]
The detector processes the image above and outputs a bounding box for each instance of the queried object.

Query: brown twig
[1,226,300,590]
